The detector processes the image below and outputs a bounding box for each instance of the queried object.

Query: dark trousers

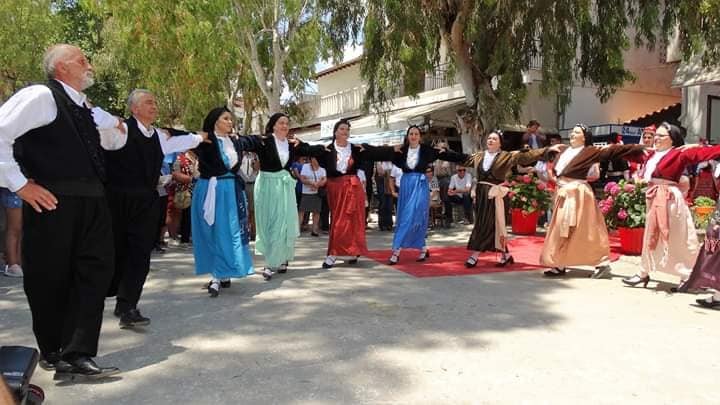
[179,207,191,243]
[155,194,168,245]
[445,194,473,222]
[22,195,114,358]
[107,189,162,314]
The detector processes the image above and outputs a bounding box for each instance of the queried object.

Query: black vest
[104,116,163,193]
[195,133,239,178]
[14,80,106,196]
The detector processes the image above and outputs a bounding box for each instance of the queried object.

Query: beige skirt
[540,181,610,267]
[641,185,698,278]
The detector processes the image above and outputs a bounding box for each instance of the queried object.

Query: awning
[348,98,467,135]
[308,128,406,146]
[623,102,682,127]
[672,54,720,87]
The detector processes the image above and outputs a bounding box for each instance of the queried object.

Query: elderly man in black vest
[0,44,127,380]
[102,89,205,329]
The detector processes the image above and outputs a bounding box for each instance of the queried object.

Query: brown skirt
[540,181,609,267]
[467,183,501,252]
[684,210,720,292]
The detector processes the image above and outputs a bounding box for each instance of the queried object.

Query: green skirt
[254,170,299,268]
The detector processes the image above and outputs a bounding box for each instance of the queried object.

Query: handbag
[173,188,192,209]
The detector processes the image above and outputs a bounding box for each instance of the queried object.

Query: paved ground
[2,221,719,404]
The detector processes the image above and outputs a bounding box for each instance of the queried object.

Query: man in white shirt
[446,165,474,224]
[102,89,205,330]
[0,44,123,380]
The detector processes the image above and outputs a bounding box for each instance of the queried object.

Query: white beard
[80,71,95,90]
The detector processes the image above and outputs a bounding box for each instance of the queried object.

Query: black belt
[38,179,105,197]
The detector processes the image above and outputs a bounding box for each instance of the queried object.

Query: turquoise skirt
[191,176,254,279]
[254,170,299,268]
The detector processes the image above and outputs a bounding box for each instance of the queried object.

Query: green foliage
[598,180,648,229]
[0,0,59,99]
[360,0,720,140]
[502,173,552,214]
[693,196,717,207]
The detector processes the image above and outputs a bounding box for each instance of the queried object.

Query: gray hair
[127,89,154,109]
[42,44,76,79]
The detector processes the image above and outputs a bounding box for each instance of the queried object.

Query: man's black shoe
[39,351,61,371]
[220,280,231,288]
[54,357,120,381]
[119,309,151,329]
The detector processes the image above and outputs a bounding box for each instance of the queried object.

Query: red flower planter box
[511,209,541,235]
[618,227,644,255]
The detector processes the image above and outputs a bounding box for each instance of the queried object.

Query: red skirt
[326,175,367,256]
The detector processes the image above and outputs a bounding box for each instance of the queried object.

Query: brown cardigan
[463,148,548,183]
[552,144,644,180]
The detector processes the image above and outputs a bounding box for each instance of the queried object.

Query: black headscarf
[332,118,351,141]
[203,106,231,135]
[265,112,288,136]
[660,122,685,147]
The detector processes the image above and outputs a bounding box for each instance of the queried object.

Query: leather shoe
[54,357,120,381]
[39,351,61,371]
[696,296,720,309]
[119,309,151,329]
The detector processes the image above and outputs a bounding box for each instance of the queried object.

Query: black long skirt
[467,183,501,252]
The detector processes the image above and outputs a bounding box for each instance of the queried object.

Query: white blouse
[642,149,671,182]
[217,136,238,168]
[406,145,420,169]
[274,134,290,167]
[482,151,499,171]
[554,145,584,176]
[335,142,352,173]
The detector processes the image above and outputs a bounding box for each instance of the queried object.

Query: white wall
[681,84,720,142]
[316,64,363,96]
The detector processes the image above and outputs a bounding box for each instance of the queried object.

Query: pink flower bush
[522,175,532,184]
[617,209,628,220]
[623,183,635,193]
[537,182,546,191]
[507,172,552,214]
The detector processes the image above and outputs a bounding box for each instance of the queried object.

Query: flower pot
[618,227,644,255]
[511,209,540,235]
[694,205,715,218]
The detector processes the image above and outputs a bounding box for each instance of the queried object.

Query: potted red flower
[598,180,647,254]
[502,173,552,235]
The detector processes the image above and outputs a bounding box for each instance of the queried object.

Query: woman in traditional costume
[318,119,397,269]
[386,126,464,264]
[462,131,555,268]
[233,112,323,280]
[192,107,253,297]
[622,123,720,289]
[541,124,645,278]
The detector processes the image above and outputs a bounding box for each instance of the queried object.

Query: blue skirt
[191,176,254,279]
[392,173,429,250]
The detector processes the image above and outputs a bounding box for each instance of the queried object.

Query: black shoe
[207,281,220,297]
[696,296,720,309]
[416,249,430,262]
[311,232,319,237]
[262,268,274,280]
[348,256,359,265]
[278,262,288,273]
[113,303,121,318]
[220,280,231,288]
[119,309,151,329]
[39,351,61,371]
[153,245,166,253]
[495,255,514,267]
[54,357,120,381]
[590,265,612,279]
[388,252,399,265]
[464,256,478,268]
[543,268,567,277]
[622,274,650,288]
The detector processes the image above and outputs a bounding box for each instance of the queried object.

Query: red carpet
[366,235,623,278]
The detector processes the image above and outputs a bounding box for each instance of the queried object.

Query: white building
[293,42,681,150]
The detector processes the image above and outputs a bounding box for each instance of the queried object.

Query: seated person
[446,165,474,224]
